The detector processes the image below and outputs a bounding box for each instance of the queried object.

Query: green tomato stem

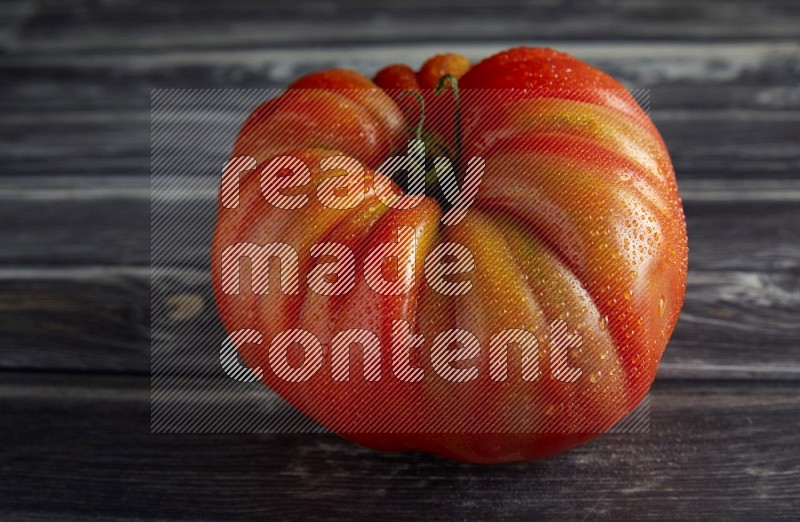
[435,74,462,170]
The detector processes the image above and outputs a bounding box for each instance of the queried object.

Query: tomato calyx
[398,90,426,142]
[389,75,466,212]
[435,74,463,168]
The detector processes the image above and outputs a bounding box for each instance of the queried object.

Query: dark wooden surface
[1,0,799,520]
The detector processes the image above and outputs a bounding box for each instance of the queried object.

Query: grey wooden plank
[0,172,796,378]
[2,42,799,122]
[5,84,800,116]
[6,175,800,200]
[3,41,799,90]
[2,179,798,270]
[5,0,800,54]
[3,94,800,177]
[1,263,799,379]
[0,266,150,373]
[0,373,797,521]
[662,271,800,380]
[3,40,800,178]
[0,0,33,48]
[0,175,797,377]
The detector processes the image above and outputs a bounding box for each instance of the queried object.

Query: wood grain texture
[2,177,800,268]
[3,265,799,380]
[1,0,799,519]
[0,373,798,521]
[3,0,800,50]
[0,176,798,378]
[4,101,800,177]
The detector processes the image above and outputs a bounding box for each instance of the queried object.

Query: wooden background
[1,0,799,519]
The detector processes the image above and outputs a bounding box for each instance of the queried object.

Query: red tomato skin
[211,50,688,464]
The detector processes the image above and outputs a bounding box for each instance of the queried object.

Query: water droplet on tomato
[598,315,608,330]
